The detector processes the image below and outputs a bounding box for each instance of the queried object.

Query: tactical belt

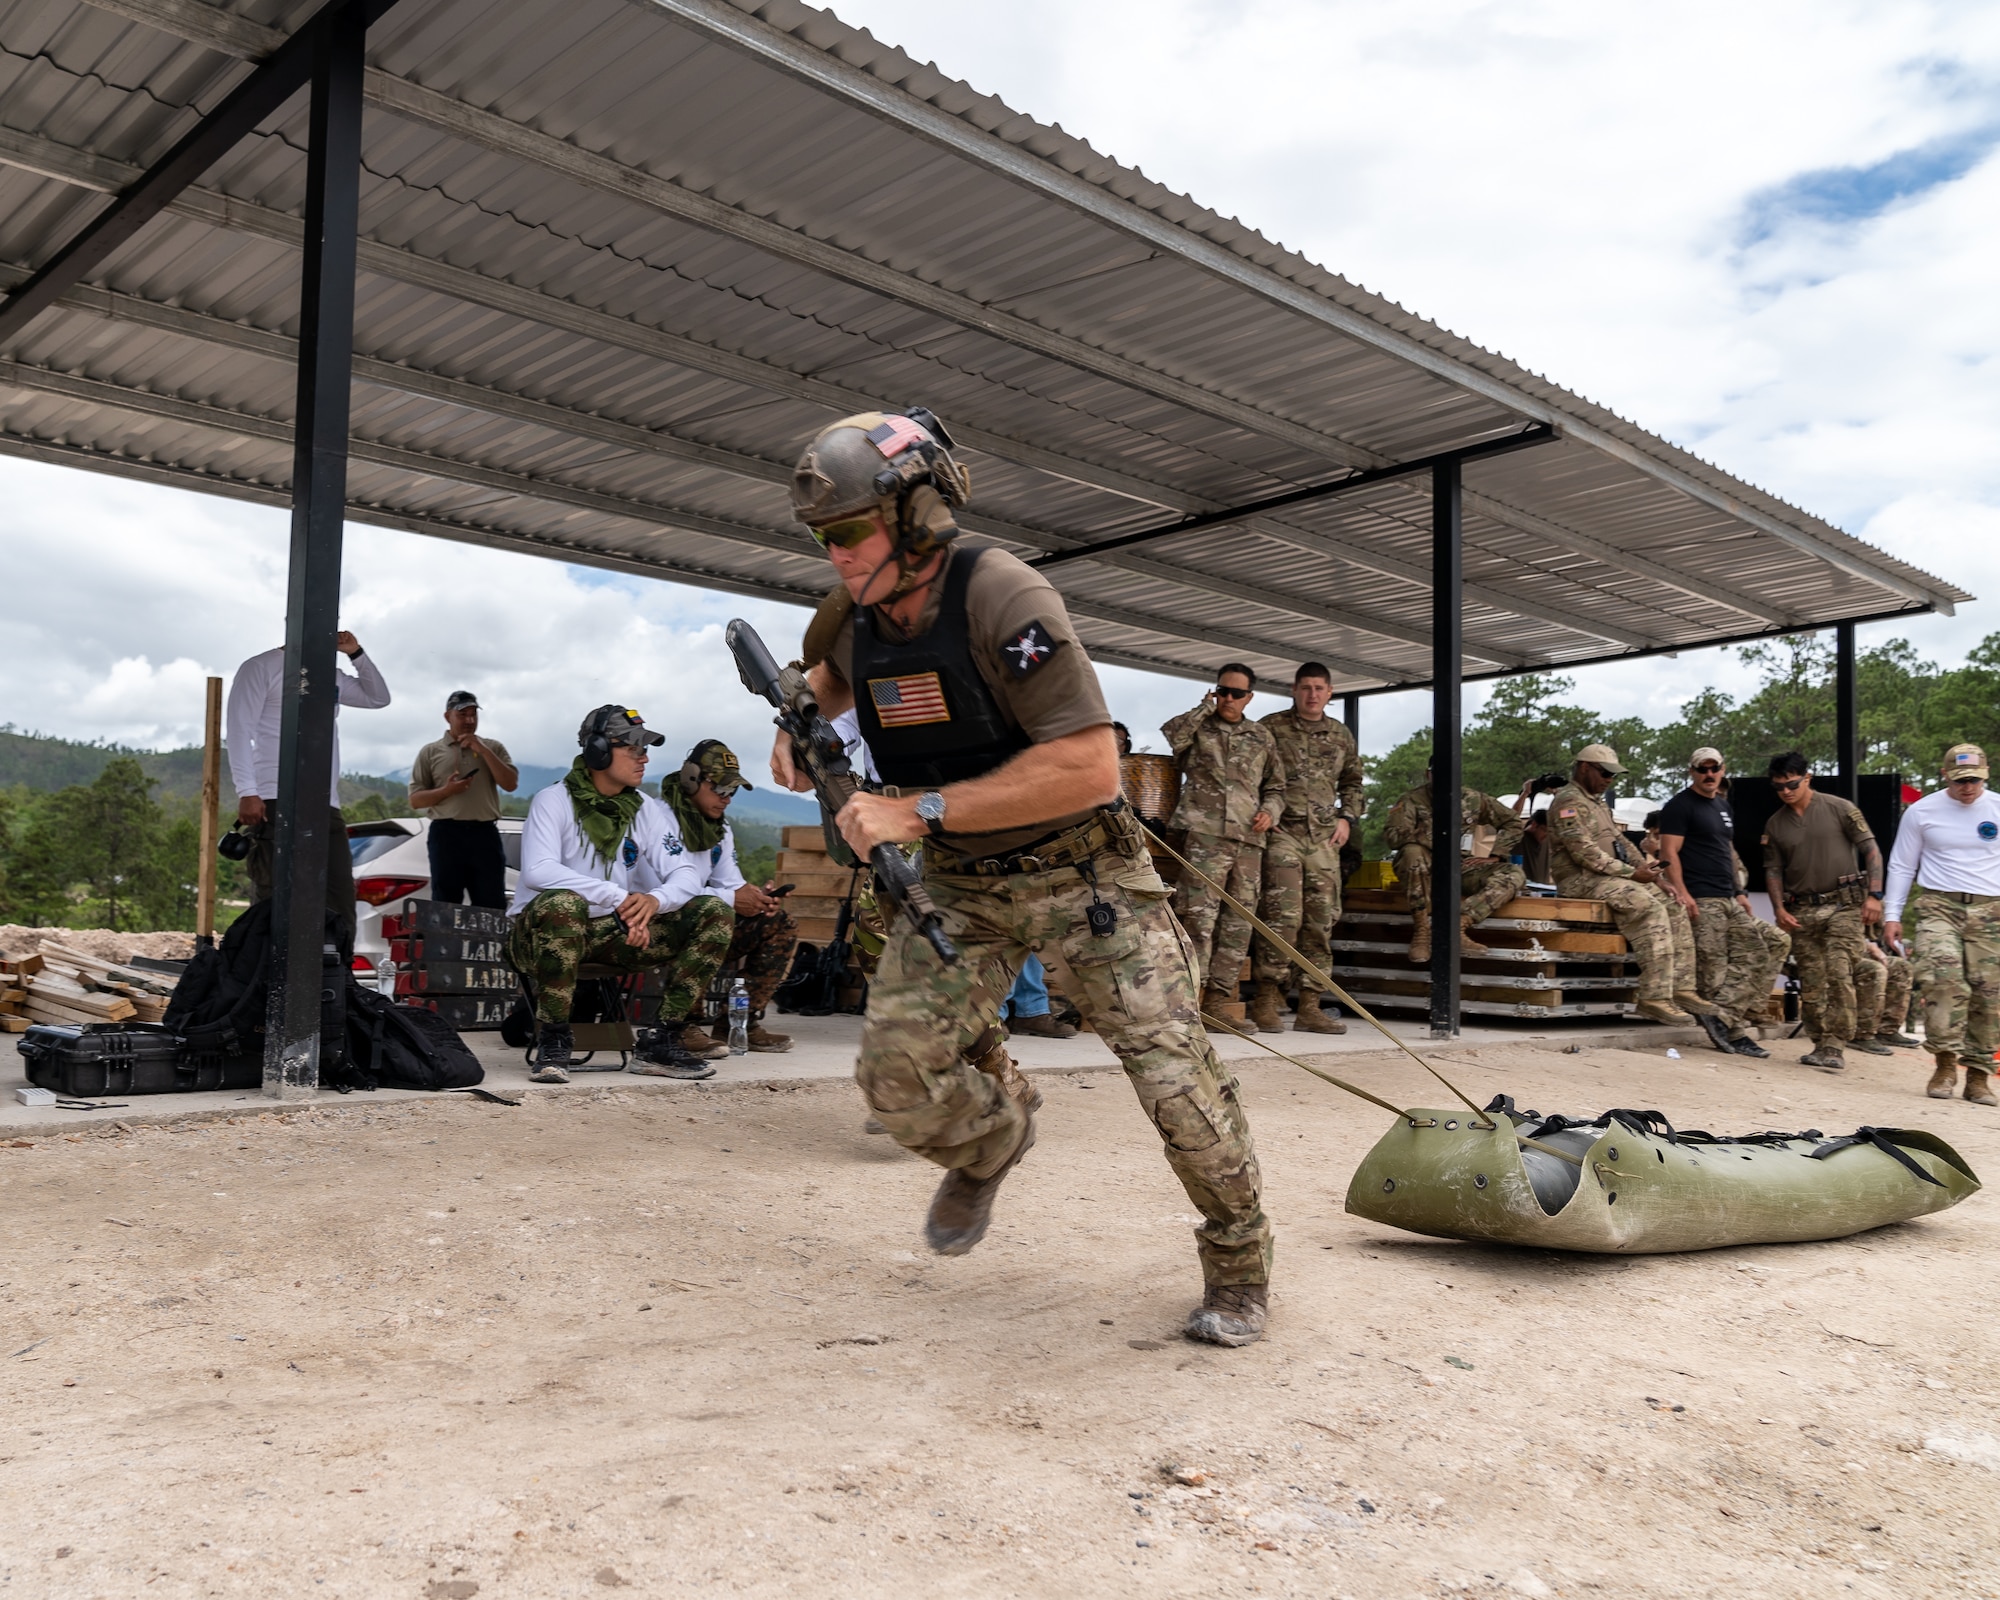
[1926,890,2000,905]
[928,800,1134,877]
[1786,886,1871,908]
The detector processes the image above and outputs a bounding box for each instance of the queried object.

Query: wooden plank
[1342,889,1614,925]
[782,824,826,850]
[0,953,45,976]
[0,1015,28,1032]
[1332,938,1623,967]
[776,847,834,872]
[774,870,857,899]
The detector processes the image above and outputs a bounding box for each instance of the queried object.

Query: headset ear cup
[680,760,702,794]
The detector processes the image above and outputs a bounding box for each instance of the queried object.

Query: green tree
[43,757,174,931]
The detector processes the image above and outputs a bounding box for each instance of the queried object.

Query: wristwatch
[915,790,948,838]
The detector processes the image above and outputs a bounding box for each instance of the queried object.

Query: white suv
[347,818,523,970]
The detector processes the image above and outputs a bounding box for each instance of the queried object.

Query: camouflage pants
[1395,846,1527,924]
[859,835,1272,1287]
[1556,874,1693,1003]
[1252,825,1343,986]
[1690,897,1790,1035]
[1787,902,1865,1046]
[507,890,734,1025]
[1910,894,2000,1062]
[1855,949,1913,1035]
[723,908,801,1012]
[1175,831,1264,997]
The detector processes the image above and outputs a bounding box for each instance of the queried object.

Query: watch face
[917,793,945,821]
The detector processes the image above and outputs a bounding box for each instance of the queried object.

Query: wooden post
[197,674,223,944]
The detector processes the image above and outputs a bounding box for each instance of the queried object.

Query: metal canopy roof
[0,0,1971,691]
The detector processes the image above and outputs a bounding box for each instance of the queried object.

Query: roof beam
[647,0,1957,617]
[69,3,1820,629]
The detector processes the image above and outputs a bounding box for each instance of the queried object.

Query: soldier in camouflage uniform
[1885,743,2000,1105]
[777,408,1273,1347]
[1761,751,1884,1072]
[1852,938,1917,1048]
[1249,663,1363,1035]
[1382,767,1527,962]
[1163,665,1287,1004]
[1544,744,1709,1027]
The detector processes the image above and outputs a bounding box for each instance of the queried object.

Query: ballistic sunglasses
[1213,686,1253,700]
[1772,777,1807,792]
[806,515,879,551]
[1948,774,1987,787]
[1691,762,1724,775]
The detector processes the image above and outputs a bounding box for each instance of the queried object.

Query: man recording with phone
[507,707,734,1083]
[669,739,799,1058]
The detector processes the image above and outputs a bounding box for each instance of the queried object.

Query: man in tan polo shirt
[410,689,519,909]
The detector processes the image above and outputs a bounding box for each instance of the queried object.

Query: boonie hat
[1689,746,1724,767]
[692,740,754,794]
[444,689,479,712]
[580,705,665,750]
[1943,742,1989,780]
[1574,743,1627,774]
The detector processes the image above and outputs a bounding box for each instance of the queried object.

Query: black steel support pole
[1429,459,1463,1039]
[265,3,365,1098]
[1835,621,1859,796]
[1341,693,1360,743]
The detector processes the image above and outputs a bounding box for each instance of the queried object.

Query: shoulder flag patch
[1558,807,1577,819]
[1003,620,1060,679]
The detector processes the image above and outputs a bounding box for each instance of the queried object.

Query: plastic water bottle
[376,954,396,997]
[728,978,750,1055]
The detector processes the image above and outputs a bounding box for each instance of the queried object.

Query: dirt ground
[3,1036,1998,1599]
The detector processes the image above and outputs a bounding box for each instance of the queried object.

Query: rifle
[726,619,958,965]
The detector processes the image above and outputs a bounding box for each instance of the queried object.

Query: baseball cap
[1574,743,1627,774]
[1689,746,1724,767]
[692,740,754,794]
[444,690,479,712]
[1943,742,1989,780]
[580,705,665,751]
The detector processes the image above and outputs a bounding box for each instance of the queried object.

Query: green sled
[1345,1098,1981,1254]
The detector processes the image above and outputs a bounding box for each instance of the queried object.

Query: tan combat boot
[1406,908,1432,964]
[1634,999,1695,1026]
[1965,1065,1997,1107]
[1247,979,1286,1034]
[924,1114,1036,1256]
[1928,1053,1959,1099]
[1184,1282,1268,1347]
[1674,991,1721,1018]
[1459,915,1491,957]
[1292,989,1346,1035]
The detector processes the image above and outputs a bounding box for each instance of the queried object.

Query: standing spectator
[668,740,799,1056]
[1658,748,1789,1059]
[1884,743,2000,1104]
[226,630,390,946]
[1250,662,1363,1036]
[409,690,518,909]
[1761,751,1885,1073]
[1163,664,1286,1002]
[1855,935,1920,1049]
[1003,953,1077,1039]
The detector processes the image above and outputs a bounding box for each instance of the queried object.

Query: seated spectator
[1521,808,1552,885]
[410,689,518,909]
[1002,952,1077,1039]
[1640,810,1666,862]
[506,707,733,1083]
[669,740,800,1058]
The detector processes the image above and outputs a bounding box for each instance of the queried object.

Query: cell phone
[770,883,796,897]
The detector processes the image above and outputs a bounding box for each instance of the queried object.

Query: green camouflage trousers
[1395,845,1526,924]
[723,908,801,1011]
[1910,894,2000,1062]
[1854,948,1912,1035]
[1175,830,1264,996]
[1691,897,1789,1035]
[507,890,734,1025]
[1554,873,1693,1003]
[1252,825,1343,985]
[1787,902,1865,1046]
[860,835,1272,1287]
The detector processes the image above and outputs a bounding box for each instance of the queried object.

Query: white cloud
[4,1,1996,772]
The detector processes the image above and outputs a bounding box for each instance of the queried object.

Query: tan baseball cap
[1574,743,1627,774]
[1689,746,1724,767]
[1943,743,1989,779]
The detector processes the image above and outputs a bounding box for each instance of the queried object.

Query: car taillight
[355,876,427,906]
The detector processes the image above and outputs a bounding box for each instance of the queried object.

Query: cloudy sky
[3,0,1996,780]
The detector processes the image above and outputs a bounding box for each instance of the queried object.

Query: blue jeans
[1002,953,1050,1019]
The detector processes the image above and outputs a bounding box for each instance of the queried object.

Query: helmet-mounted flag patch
[865,416,928,458]
[1003,620,1059,679]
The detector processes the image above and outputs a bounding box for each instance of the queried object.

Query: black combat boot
[631,1023,717,1079]
[529,1023,574,1084]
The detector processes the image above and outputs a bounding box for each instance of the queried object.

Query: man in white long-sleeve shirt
[506,706,734,1082]
[226,631,391,944]
[1884,742,2000,1105]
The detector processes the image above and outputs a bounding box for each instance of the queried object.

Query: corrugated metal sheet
[0,0,1971,691]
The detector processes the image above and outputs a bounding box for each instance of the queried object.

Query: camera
[218,821,253,861]
[1526,770,1567,797]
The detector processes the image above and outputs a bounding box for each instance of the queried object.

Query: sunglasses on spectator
[1948,774,1987,787]
[1213,686,1252,700]
[1691,763,1724,774]
[806,515,879,550]
[1772,777,1806,791]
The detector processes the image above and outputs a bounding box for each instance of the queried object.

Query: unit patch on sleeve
[868,672,952,727]
[1002,620,1060,680]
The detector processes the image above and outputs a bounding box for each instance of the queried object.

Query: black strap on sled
[1807,1126,1943,1187]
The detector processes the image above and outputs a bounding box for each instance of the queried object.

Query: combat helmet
[790,408,971,590]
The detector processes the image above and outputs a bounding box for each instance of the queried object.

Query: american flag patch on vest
[868,672,951,727]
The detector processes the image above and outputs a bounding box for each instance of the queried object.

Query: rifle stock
[726,619,959,965]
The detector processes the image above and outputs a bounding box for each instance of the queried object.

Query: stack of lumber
[1334,886,1637,1019]
[2,944,176,1029]
[774,825,868,1009]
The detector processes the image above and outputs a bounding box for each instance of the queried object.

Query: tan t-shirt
[815,542,1111,853]
[411,734,513,823]
[1762,789,1872,897]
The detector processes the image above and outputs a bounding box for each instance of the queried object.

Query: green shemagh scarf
[666,783,726,855]
[564,756,645,865]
